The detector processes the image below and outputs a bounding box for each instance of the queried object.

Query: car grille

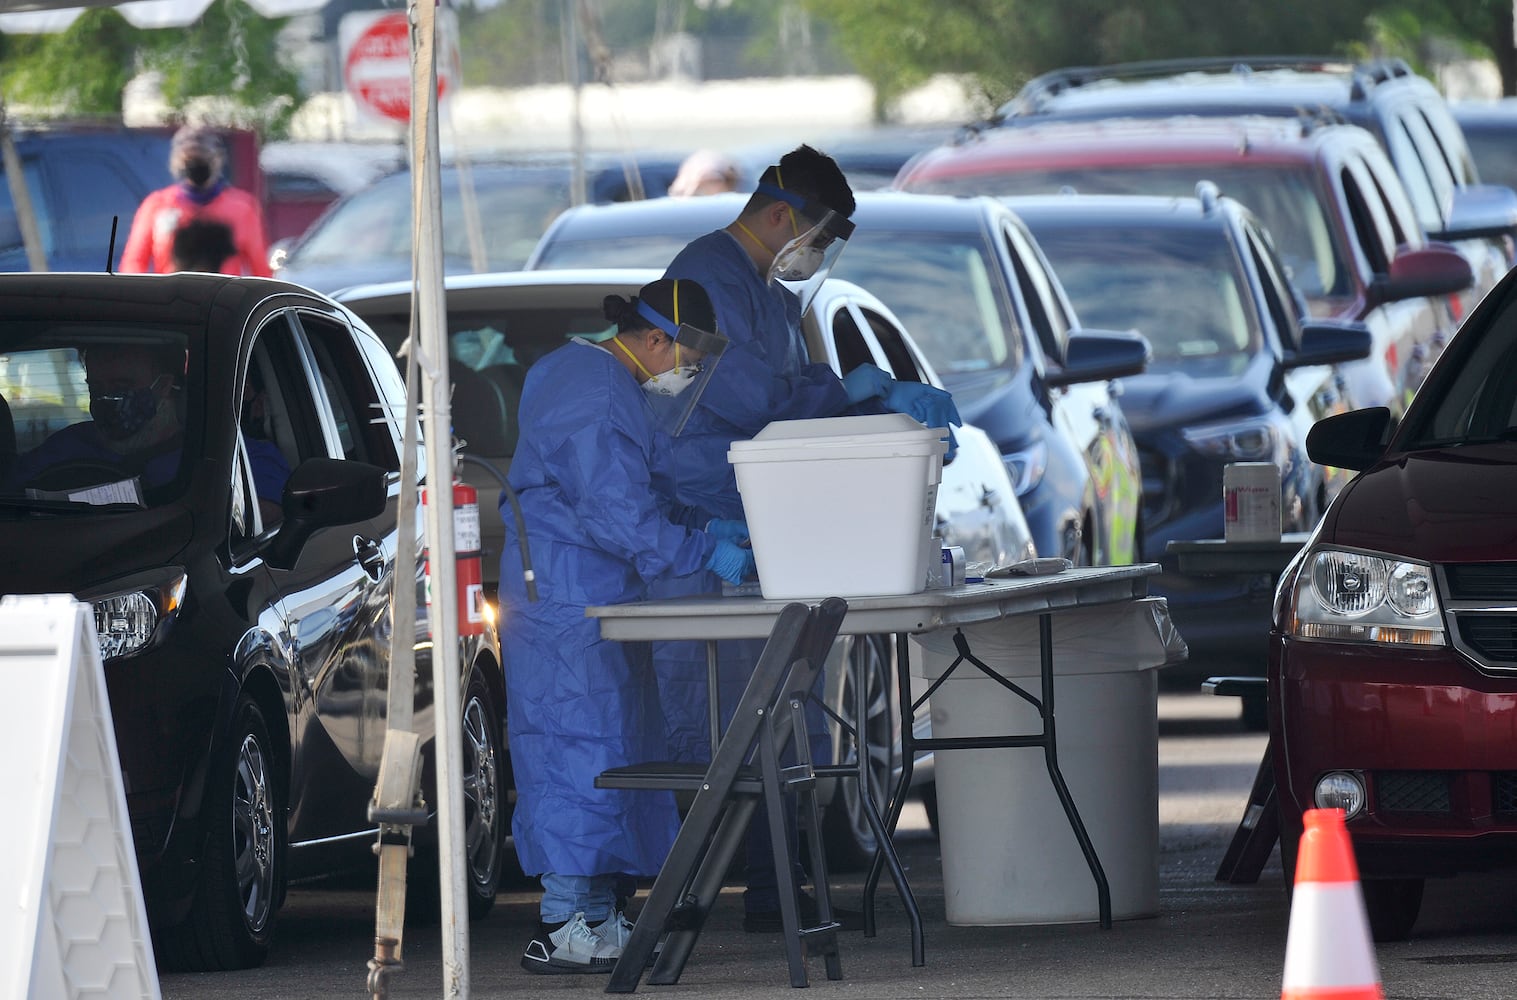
[1375,771,1451,813]
[1440,563,1517,672]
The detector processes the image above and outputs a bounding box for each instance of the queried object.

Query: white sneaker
[521,912,622,975]
[594,909,635,949]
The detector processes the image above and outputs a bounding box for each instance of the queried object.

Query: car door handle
[353,535,386,581]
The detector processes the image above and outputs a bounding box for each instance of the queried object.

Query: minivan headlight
[80,569,187,660]
[1289,548,1444,646]
[1182,416,1285,464]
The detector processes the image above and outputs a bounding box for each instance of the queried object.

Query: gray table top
[588,563,1161,641]
[1164,533,1309,577]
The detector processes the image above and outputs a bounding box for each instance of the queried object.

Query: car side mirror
[1433,184,1517,243]
[265,457,388,569]
[1367,242,1473,308]
[1046,328,1150,388]
[1285,320,1374,370]
[1306,407,1394,472]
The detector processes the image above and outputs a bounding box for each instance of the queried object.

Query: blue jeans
[540,872,618,924]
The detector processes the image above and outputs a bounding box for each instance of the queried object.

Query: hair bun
[602,294,631,324]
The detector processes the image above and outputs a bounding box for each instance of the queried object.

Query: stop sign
[341,10,457,124]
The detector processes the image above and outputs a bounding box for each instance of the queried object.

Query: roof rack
[998,55,1414,120]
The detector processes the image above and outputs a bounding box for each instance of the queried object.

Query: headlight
[1289,548,1444,646]
[81,569,187,660]
[1182,417,1285,463]
[1002,440,1048,497]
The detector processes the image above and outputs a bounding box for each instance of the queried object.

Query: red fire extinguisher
[421,481,485,636]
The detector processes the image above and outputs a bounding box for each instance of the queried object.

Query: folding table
[588,563,1163,970]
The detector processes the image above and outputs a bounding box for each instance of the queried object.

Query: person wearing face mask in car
[652,144,961,933]
[120,125,271,277]
[498,277,752,975]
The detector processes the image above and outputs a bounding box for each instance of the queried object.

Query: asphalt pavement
[155,692,1517,999]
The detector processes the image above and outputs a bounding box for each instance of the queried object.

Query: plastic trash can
[911,596,1183,925]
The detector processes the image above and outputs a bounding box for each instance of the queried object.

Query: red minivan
[1271,262,1517,942]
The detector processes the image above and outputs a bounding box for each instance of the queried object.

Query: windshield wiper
[0,496,140,515]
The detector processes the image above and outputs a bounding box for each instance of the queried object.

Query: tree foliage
[0,0,302,135]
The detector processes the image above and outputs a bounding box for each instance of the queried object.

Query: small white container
[728,413,947,599]
[1223,462,1282,542]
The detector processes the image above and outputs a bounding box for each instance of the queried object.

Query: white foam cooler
[727,413,947,600]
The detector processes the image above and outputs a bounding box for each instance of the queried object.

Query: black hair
[171,218,236,272]
[750,143,856,219]
[603,278,719,337]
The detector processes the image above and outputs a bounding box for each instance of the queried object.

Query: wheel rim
[232,733,275,933]
[461,688,502,892]
[840,635,893,854]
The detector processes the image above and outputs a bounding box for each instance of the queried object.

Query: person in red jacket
[120,125,271,277]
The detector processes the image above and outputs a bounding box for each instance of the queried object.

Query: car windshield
[1030,223,1261,377]
[916,164,1348,299]
[1463,128,1517,192]
[832,232,1022,376]
[532,231,693,270]
[1397,279,1517,450]
[290,168,575,272]
[0,324,192,511]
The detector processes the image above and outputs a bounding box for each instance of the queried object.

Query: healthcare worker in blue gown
[655,144,962,932]
[499,278,753,975]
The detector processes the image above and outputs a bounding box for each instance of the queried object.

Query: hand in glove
[705,538,757,585]
[841,362,894,404]
[706,518,750,544]
[884,380,962,431]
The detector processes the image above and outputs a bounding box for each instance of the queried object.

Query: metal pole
[411,0,470,993]
[563,0,586,206]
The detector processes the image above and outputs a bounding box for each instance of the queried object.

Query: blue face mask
[91,380,164,440]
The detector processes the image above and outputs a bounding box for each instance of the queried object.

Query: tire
[1362,877,1424,942]
[821,634,895,871]
[411,668,508,921]
[156,695,284,971]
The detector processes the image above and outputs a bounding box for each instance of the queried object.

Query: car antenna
[105,215,118,274]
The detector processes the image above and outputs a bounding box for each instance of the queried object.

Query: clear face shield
[635,299,730,436]
[756,181,856,315]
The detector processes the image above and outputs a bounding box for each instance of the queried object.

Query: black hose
[458,453,538,603]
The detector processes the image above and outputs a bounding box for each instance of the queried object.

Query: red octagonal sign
[344,12,452,124]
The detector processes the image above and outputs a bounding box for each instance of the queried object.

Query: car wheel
[821,633,895,871]
[1362,877,1424,942]
[156,695,284,972]
[411,668,508,920]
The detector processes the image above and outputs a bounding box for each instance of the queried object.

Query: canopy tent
[0,0,471,995]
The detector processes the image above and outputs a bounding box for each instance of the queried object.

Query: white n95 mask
[641,365,701,398]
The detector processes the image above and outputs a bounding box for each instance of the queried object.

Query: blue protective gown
[655,230,852,762]
[499,338,716,878]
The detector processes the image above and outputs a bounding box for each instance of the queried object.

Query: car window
[0,325,191,508]
[1244,225,1302,352]
[232,324,304,543]
[531,231,691,271]
[1415,104,1479,187]
[1400,281,1517,448]
[1002,220,1071,361]
[943,164,1348,301]
[1382,115,1443,232]
[861,307,927,384]
[1338,158,1395,276]
[1031,222,1260,377]
[832,231,1021,376]
[1397,109,1458,222]
[1462,127,1517,190]
[827,303,877,375]
[294,312,400,471]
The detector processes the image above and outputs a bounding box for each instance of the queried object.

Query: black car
[0,273,508,971]
[526,191,1149,566]
[1008,189,1371,667]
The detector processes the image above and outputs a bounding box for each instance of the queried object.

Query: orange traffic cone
[1281,808,1384,1000]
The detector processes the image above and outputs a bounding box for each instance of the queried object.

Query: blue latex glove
[841,363,894,404]
[884,380,962,431]
[706,518,750,544]
[705,539,756,585]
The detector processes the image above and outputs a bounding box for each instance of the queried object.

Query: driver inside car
[9,343,186,496]
[8,343,291,510]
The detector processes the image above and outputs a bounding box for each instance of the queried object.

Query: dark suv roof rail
[1000,55,1413,120]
